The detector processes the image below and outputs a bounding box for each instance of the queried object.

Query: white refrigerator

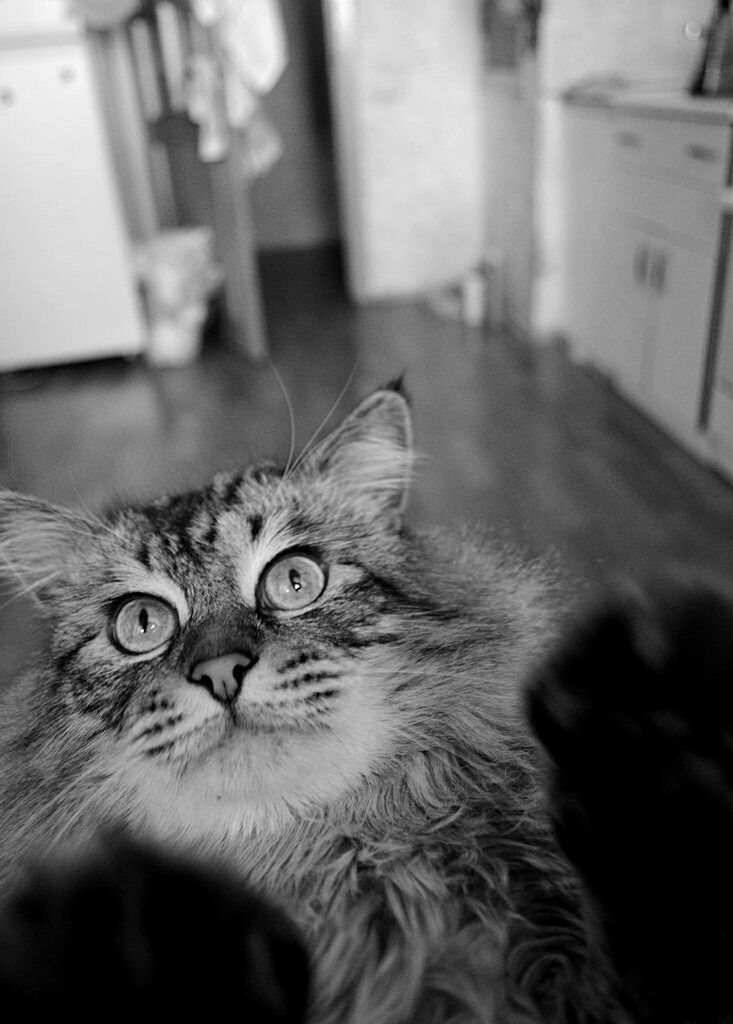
[0,0,144,370]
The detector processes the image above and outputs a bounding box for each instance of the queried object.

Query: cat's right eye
[112,595,178,656]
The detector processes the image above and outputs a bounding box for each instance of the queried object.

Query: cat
[0,383,671,1023]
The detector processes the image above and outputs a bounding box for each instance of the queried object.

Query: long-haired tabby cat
[0,385,730,1023]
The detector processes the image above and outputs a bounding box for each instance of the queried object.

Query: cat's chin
[131,716,391,841]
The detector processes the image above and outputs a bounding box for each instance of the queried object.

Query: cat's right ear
[302,387,414,520]
[0,490,101,609]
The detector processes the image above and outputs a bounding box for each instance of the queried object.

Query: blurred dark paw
[528,580,733,1024]
[0,838,309,1022]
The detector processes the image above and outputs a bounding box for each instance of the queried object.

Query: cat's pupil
[139,608,150,633]
[289,570,302,592]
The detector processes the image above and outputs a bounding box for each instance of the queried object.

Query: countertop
[562,82,733,126]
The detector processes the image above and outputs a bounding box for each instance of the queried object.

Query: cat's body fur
[0,389,612,1022]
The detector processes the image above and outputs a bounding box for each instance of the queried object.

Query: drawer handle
[633,245,649,286]
[685,142,720,162]
[650,251,667,294]
[615,130,641,148]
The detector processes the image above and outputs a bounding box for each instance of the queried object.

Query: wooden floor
[2,245,733,682]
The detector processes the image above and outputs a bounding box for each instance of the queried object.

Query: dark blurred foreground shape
[0,839,310,1022]
[530,579,733,1024]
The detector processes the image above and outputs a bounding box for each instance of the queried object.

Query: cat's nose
[188,652,256,704]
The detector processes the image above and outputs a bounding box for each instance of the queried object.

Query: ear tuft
[383,373,411,403]
[305,389,414,518]
[0,491,100,609]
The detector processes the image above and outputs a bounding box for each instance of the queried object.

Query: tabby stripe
[166,530,196,562]
[136,540,152,569]
[277,670,341,690]
[55,632,99,674]
[138,715,184,739]
[347,564,462,619]
[249,514,263,540]
[223,474,245,506]
[278,651,320,673]
[250,465,283,485]
[144,739,178,757]
[283,509,315,536]
[305,689,337,703]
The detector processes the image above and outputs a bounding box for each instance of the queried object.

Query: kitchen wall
[534,0,712,336]
[541,0,712,93]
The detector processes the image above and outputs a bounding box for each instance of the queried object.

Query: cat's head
[0,387,445,838]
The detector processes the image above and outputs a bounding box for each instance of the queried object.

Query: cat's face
[0,389,422,837]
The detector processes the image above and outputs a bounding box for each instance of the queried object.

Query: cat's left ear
[305,385,414,519]
[0,490,103,610]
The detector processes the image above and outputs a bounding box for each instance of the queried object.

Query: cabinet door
[562,104,617,362]
[645,245,716,432]
[0,43,144,370]
[594,218,652,401]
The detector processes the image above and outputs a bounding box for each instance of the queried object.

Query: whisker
[0,568,60,611]
[266,358,297,489]
[68,480,117,540]
[287,362,361,478]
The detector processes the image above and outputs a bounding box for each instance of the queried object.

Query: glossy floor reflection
[2,245,733,684]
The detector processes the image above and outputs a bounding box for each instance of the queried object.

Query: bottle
[690,0,733,98]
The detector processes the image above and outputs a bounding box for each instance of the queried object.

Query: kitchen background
[2,0,733,682]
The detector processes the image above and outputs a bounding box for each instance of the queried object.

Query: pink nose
[189,652,254,704]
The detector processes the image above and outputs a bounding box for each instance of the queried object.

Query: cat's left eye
[112,595,178,655]
[257,551,327,613]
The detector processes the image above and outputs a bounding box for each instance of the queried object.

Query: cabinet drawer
[0,0,79,41]
[612,115,730,193]
[617,177,722,254]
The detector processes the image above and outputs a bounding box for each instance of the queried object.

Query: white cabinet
[562,94,731,457]
[594,219,653,396]
[0,39,145,370]
[599,220,718,432]
[646,244,716,430]
[0,0,79,40]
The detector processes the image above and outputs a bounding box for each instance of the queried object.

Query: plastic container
[134,227,224,366]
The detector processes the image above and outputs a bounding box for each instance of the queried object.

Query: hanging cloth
[188,0,287,173]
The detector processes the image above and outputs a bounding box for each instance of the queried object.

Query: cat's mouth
[140,702,332,767]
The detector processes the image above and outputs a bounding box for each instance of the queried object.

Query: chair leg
[207,137,268,361]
